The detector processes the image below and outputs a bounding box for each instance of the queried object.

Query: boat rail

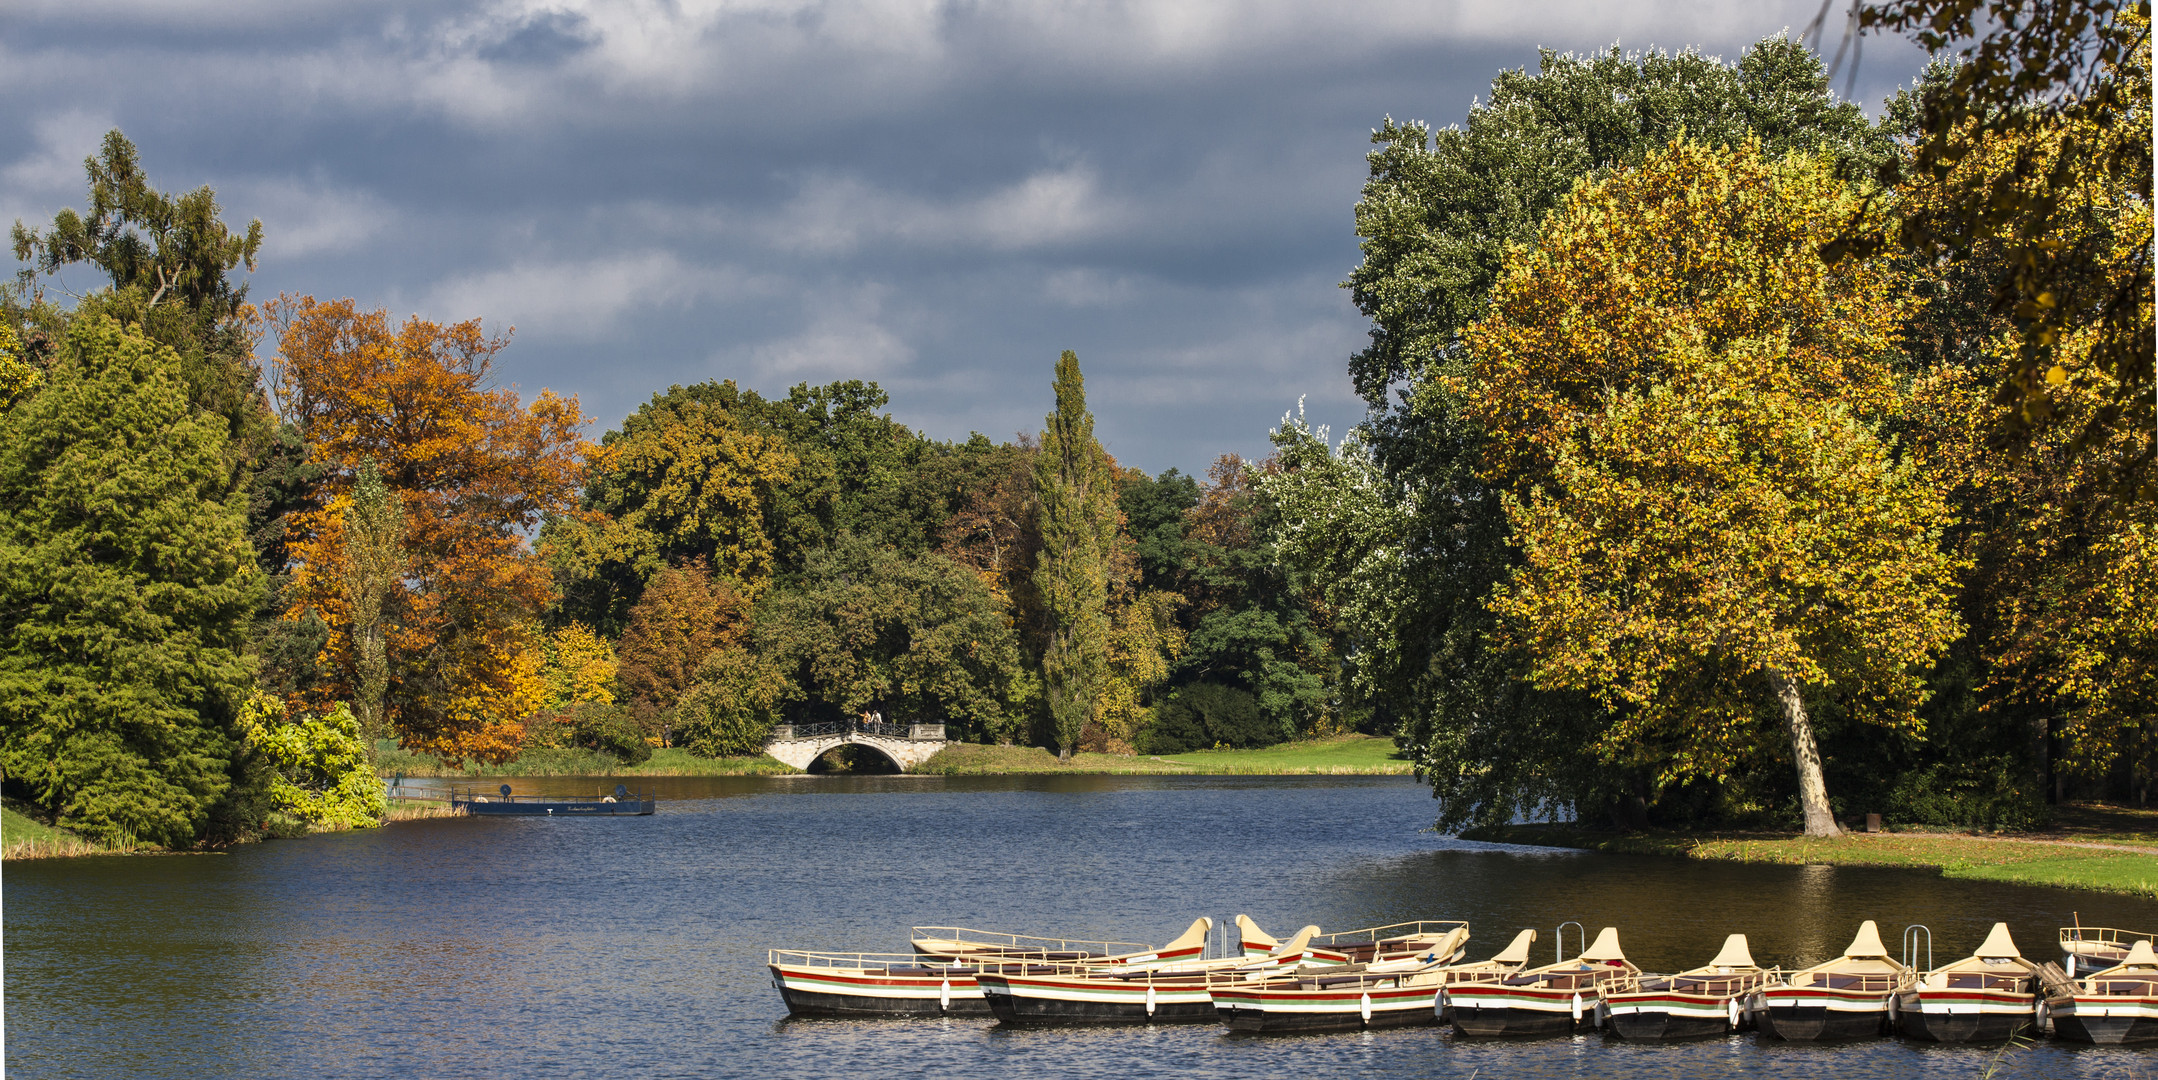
[2060,925,2155,952]
[1309,919,1469,947]
[1603,968,1783,997]
[911,927,1152,955]
[769,950,980,973]
[1784,971,1911,992]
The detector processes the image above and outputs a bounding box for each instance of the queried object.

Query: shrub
[560,702,652,766]
[674,647,789,758]
[1140,683,1272,753]
[1886,759,2049,831]
[239,695,386,829]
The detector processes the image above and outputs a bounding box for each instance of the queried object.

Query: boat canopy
[1974,923,2022,960]
[1489,928,1538,965]
[1705,934,1758,971]
[1844,920,1891,958]
[1580,927,1626,963]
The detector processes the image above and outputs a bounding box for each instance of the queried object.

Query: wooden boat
[1757,920,1912,1041]
[1603,934,1778,1041]
[1448,926,1639,1037]
[2060,919,2158,977]
[975,925,1322,1025]
[1213,927,1530,1033]
[2046,937,2158,1045]
[767,951,996,1017]
[452,783,655,815]
[1894,923,2045,1043]
[910,924,1167,964]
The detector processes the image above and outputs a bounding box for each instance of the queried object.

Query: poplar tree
[339,460,403,748]
[0,316,261,846]
[1032,351,1118,759]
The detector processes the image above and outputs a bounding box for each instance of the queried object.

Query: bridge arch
[805,741,902,774]
[764,720,949,773]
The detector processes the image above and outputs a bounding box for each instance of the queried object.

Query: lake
[6,775,2155,1078]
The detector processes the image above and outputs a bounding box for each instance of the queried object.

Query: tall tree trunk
[1772,670,1841,838]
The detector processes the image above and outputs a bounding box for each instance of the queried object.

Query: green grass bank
[913,734,1414,775]
[1460,803,2158,899]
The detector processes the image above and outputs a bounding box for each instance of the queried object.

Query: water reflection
[7,775,2154,1080]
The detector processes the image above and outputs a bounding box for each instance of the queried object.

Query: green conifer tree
[1032,351,1118,759]
[0,316,262,846]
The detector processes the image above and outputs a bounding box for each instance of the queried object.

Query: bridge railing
[768,720,946,742]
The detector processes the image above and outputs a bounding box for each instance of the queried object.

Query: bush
[1886,759,2049,831]
[1140,683,1273,753]
[673,646,789,758]
[240,696,386,829]
[559,702,652,766]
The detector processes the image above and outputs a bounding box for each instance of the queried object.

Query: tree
[616,559,751,737]
[339,461,403,748]
[1465,141,1958,835]
[0,323,41,409]
[271,296,588,764]
[1854,1,2152,466]
[0,317,262,846]
[1491,355,1961,836]
[1320,36,1903,828]
[753,535,1038,744]
[539,622,620,710]
[11,130,271,447]
[1032,351,1119,759]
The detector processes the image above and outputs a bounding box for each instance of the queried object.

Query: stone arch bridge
[765,720,948,772]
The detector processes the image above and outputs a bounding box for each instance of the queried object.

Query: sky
[1,1,1930,477]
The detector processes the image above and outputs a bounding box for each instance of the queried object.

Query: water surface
[7,774,2155,1078]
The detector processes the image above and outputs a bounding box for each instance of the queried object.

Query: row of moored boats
[767,916,2158,1044]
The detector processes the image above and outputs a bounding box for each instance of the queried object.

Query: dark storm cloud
[1,1,1928,474]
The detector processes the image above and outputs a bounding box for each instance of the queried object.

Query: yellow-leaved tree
[1468,140,1963,836]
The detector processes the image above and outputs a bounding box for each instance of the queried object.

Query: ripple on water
[6,775,2154,1079]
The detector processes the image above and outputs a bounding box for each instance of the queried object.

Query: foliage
[271,295,588,765]
[0,317,262,847]
[533,702,653,765]
[10,130,272,448]
[1141,682,1272,754]
[753,535,1038,743]
[1466,141,1959,835]
[0,323,40,409]
[339,461,403,744]
[1314,36,1904,830]
[675,647,791,758]
[1857,1,2153,463]
[238,694,384,829]
[539,622,619,710]
[1885,758,2049,831]
[615,559,749,734]
[1032,351,1119,758]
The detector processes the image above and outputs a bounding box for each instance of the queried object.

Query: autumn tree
[1466,141,1960,835]
[1032,351,1120,759]
[616,559,751,737]
[0,317,262,846]
[272,296,587,764]
[1855,1,2152,466]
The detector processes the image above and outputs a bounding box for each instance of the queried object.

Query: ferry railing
[769,950,983,973]
[1310,919,1470,948]
[911,926,1153,957]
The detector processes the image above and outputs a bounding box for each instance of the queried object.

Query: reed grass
[2,803,144,860]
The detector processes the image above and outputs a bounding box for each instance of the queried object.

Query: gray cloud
[2,0,1929,474]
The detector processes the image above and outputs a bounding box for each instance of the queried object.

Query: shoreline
[1460,815,2158,899]
[372,734,1418,780]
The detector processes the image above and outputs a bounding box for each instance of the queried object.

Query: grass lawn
[3,801,129,859]
[1461,816,2158,899]
[915,735,1412,776]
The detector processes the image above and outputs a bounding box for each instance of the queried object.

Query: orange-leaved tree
[270,295,589,764]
